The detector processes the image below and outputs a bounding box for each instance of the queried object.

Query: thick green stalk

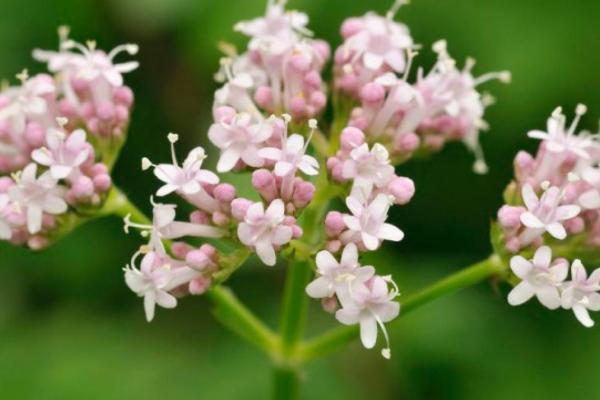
[272,365,301,400]
[101,186,150,224]
[279,259,312,356]
[208,286,278,358]
[296,254,507,362]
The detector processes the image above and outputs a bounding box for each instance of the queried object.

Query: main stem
[296,254,507,362]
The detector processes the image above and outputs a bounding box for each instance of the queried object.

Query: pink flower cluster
[508,246,600,327]
[214,0,329,120]
[497,105,600,253]
[0,30,136,249]
[335,13,510,171]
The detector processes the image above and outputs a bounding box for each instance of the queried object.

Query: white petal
[274,161,294,176]
[155,291,177,309]
[521,184,539,210]
[144,292,156,322]
[305,277,332,299]
[507,281,535,306]
[266,199,285,220]
[555,205,580,221]
[42,196,67,214]
[255,240,276,266]
[510,256,532,279]
[342,215,361,231]
[257,147,282,161]
[533,246,552,269]
[359,316,378,349]
[217,147,241,173]
[546,222,567,240]
[579,190,600,209]
[573,304,595,327]
[316,250,338,273]
[535,286,561,310]
[520,212,544,228]
[362,232,380,251]
[340,243,358,267]
[196,170,219,185]
[272,225,292,246]
[378,223,404,242]
[27,205,43,234]
[364,52,384,70]
[335,306,360,325]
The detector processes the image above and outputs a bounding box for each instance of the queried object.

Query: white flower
[124,251,200,322]
[561,259,600,327]
[208,112,273,172]
[237,199,293,266]
[341,193,404,250]
[31,128,90,179]
[508,246,567,309]
[8,163,67,234]
[519,184,580,243]
[306,243,375,304]
[258,117,319,177]
[344,12,412,72]
[527,105,593,159]
[335,275,400,358]
[144,135,219,197]
[342,143,395,199]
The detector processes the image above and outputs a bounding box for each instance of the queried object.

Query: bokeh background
[1,0,599,398]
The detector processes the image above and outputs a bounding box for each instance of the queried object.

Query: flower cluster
[0,29,137,249]
[123,1,509,359]
[214,0,329,121]
[496,105,600,253]
[496,105,600,326]
[508,246,600,327]
[335,6,510,171]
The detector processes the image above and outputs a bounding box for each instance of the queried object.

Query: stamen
[167,133,179,166]
[567,103,587,136]
[402,48,418,81]
[540,180,551,190]
[474,71,511,86]
[16,69,28,84]
[141,157,153,171]
[86,40,97,51]
[108,43,139,60]
[57,25,70,42]
[56,117,68,128]
[372,311,393,359]
[386,0,409,20]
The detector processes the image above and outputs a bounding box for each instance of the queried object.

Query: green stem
[208,285,278,358]
[101,186,150,225]
[296,254,507,362]
[272,365,301,400]
[279,259,312,356]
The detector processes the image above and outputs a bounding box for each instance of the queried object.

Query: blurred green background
[1,0,599,398]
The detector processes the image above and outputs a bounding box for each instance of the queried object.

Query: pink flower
[144,134,219,197]
[335,275,400,358]
[237,199,293,266]
[208,112,273,172]
[519,184,580,243]
[31,127,90,179]
[561,259,600,327]
[341,193,404,250]
[342,142,395,199]
[508,246,567,309]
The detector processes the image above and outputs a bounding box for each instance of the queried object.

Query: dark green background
[1,0,599,398]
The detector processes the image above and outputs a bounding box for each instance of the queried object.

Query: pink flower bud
[360,82,385,103]
[310,91,326,109]
[213,106,236,123]
[113,86,134,107]
[340,127,365,150]
[190,210,210,224]
[0,177,13,192]
[291,224,303,238]
[289,96,306,118]
[171,241,193,259]
[189,276,211,295]
[93,174,112,192]
[304,71,322,88]
[231,198,252,220]
[326,240,342,253]
[199,244,217,260]
[394,132,420,153]
[24,122,45,147]
[186,249,210,270]
[252,169,278,201]
[565,217,585,234]
[505,237,521,253]
[96,102,115,121]
[91,163,109,176]
[293,181,315,208]
[325,211,345,236]
[340,17,363,38]
[212,211,230,226]
[213,183,236,203]
[72,176,95,199]
[388,177,415,205]
[321,296,339,313]
[254,86,273,109]
[497,205,524,229]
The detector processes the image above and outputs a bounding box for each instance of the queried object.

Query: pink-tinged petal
[208,124,231,149]
[510,256,532,279]
[274,161,294,177]
[266,199,284,220]
[144,292,156,322]
[237,223,253,246]
[156,184,178,197]
[298,158,319,175]
[345,196,364,217]
[196,170,219,185]
[42,196,67,214]
[31,149,53,166]
[340,243,358,267]
[73,148,90,166]
[342,215,361,231]
[246,202,265,222]
[359,315,378,349]
[50,165,72,179]
[286,134,305,154]
[527,130,550,140]
[0,221,11,240]
[384,50,405,71]
[21,163,38,182]
[546,222,566,240]
[257,147,282,161]
[373,301,400,322]
[519,212,544,228]
[241,147,264,168]
[573,304,594,328]
[153,205,176,228]
[535,286,561,310]
[27,205,43,234]
[153,164,179,184]
[66,129,86,149]
[342,160,357,179]
[533,246,552,269]
[378,223,404,242]
[589,268,600,285]
[507,281,535,306]
[362,232,380,250]
[155,291,177,309]
[140,252,157,274]
[561,286,575,308]
[255,239,276,266]
[335,306,360,325]
[124,269,145,293]
[217,147,241,173]
[103,69,124,87]
[571,259,587,281]
[579,190,600,209]
[364,52,384,70]
[550,260,569,282]
[180,181,202,194]
[555,205,580,221]
[587,293,600,311]
[306,277,332,299]
[272,225,292,246]
[521,184,539,211]
[316,250,339,273]
[546,141,565,153]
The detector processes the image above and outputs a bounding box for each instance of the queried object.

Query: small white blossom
[237,199,293,266]
[561,259,600,327]
[31,127,90,179]
[342,143,395,199]
[508,246,567,309]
